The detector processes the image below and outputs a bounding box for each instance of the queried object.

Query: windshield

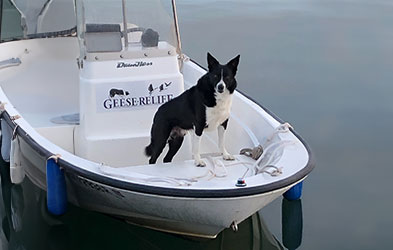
[0,0,76,42]
[76,0,179,57]
[1,0,179,55]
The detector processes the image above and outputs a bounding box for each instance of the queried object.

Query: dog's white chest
[205,93,232,131]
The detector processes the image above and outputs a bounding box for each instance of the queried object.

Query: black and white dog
[145,53,240,166]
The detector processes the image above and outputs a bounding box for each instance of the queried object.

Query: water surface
[1,0,393,249]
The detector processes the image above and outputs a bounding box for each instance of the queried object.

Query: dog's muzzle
[217,83,225,93]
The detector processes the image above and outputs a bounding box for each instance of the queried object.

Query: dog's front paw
[223,153,235,161]
[194,159,206,167]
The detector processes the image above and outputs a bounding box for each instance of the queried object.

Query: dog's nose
[217,83,224,93]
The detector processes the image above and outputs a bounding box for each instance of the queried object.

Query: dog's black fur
[145,53,240,165]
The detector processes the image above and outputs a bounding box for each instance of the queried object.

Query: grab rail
[0,58,21,70]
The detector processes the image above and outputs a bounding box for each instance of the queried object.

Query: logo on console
[116,61,153,68]
[148,82,172,95]
[109,88,130,98]
[102,84,173,110]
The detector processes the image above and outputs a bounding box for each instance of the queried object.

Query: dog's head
[206,53,240,94]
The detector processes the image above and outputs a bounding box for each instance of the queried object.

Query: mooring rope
[236,123,295,178]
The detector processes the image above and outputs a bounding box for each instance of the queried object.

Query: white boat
[0,0,314,238]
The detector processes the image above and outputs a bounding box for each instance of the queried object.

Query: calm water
[1,0,393,249]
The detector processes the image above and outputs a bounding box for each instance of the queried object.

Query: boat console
[73,0,186,166]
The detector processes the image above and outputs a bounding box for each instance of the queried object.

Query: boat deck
[98,154,259,188]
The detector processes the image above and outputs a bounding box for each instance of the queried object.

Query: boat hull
[15,129,296,238]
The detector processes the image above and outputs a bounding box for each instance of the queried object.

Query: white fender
[10,136,25,184]
[1,119,12,162]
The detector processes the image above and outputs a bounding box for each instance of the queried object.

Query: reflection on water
[282,199,302,250]
[0,159,303,250]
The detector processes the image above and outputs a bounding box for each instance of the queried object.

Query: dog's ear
[227,55,240,74]
[207,52,219,71]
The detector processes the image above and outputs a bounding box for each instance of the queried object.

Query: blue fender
[283,181,303,201]
[46,158,67,215]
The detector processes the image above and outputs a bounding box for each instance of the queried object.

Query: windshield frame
[1,0,182,58]
[75,0,183,61]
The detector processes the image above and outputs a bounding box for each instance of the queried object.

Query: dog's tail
[145,143,153,156]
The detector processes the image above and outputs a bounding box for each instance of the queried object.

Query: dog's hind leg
[148,124,171,164]
[163,136,184,163]
[163,128,185,163]
[148,140,167,164]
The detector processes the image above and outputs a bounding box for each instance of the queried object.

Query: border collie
[145,53,240,166]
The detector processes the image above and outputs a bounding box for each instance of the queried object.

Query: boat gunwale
[0,61,315,199]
